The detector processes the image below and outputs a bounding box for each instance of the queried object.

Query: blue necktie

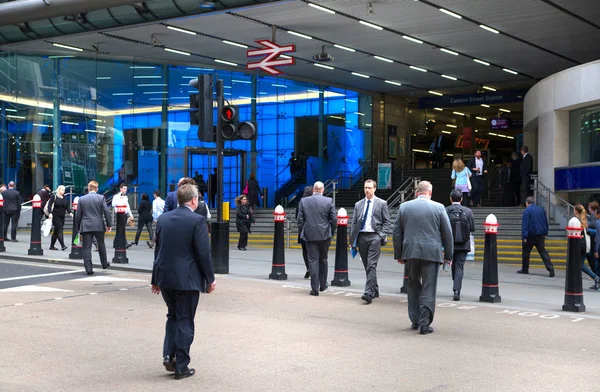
[360,200,371,231]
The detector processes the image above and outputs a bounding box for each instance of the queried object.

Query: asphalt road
[1,259,599,392]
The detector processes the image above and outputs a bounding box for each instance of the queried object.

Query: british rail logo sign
[247,40,295,75]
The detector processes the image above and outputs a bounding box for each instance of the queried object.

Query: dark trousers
[501,183,514,207]
[461,192,470,207]
[470,175,484,206]
[522,234,553,271]
[358,232,381,297]
[82,231,108,273]
[135,220,153,245]
[50,217,66,248]
[407,259,439,327]
[585,252,599,276]
[520,174,530,205]
[306,239,330,292]
[238,232,248,248]
[512,181,521,206]
[451,250,468,293]
[3,212,19,241]
[160,288,200,372]
[300,240,309,271]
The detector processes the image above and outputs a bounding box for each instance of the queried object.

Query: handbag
[41,219,52,237]
[242,180,249,195]
[584,229,591,254]
[467,175,472,192]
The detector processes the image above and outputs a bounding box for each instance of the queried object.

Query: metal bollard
[269,205,287,280]
[112,201,129,264]
[69,196,82,260]
[0,194,5,252]
[563,218,586,312]
[28,195,43,256]
[331,208,351,287]
[480,214,501,303]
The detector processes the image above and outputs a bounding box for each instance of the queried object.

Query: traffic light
[190,74,215,142]
[219,105,257,141]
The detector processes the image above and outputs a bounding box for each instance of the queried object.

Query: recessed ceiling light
[130,66,155,69]
[167,26,197,35]
[232,79,251,84]
[507,136,515,139]
[91,119,103,122]
[6,115,26,119]
[214,59,238,66]
[143,91,167,95]
[384,80,402,86]
[429,91,443,96]
[447,124,457,128]
[439,8,462,19]
[503,68,518,75]
[352,72,369,78]
[499,108,511,113]
[345,99,357,103]
[133,75,161,79]
[481,104,491,108]
[223,40,248,49]
[476,117,487,121]
[164,48,191,56]
[96,77,111,80]
[403,36,423,44]
[272,84,287,88]
[38,113,53,116]
[308,3,336,14]
[498,134,507,138]
[359,20,383,30]
[112,93,134,96]
[62,121,79,125]
[489,132,498,136]
[473,59,490,66]
[410,66,427,72]
[440,48,459,56]
[480,25,500,34]
[434,108,443,111]
[314,63,334,70]
[374,56,394,63]
[442,130,452,134]
[441,75,457,81]
[354,112,365,116]
[52,43,83,52]
[137,83,167,87]
[482,86,496,91]
[33,123,52,128]
[453,111,465,116]
[259,92,267,95]
[334,44,355,52]
[5,109,17,112]
[287,31,312,39]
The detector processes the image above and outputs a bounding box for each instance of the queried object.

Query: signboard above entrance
[419,90,527,109]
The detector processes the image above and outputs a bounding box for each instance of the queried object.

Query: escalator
[275,169,307,207]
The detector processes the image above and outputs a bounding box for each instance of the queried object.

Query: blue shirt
[522,204,549,239]
[451,167,472,187]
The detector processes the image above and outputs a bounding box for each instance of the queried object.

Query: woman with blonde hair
[235,194,254,251]
[451,158,472,206]
[574,204,600,290]
[47,185,73,251]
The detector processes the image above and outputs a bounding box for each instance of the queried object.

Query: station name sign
[419,90,527,109]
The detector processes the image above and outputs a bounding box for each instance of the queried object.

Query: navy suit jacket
[522,204,548,239]
[151,206,214,291]
[163,191,178,213]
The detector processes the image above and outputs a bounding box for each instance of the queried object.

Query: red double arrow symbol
[247,40,295,75]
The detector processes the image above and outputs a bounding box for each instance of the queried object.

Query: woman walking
[48,185,72,251]
[451,158,472,207]
[235,194,254,251]
[574,204,600,290]
[132,193,153,246]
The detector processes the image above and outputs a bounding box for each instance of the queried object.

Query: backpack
[448,207,470,243]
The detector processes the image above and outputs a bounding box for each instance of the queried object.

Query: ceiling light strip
[52,43,83,52]
[503,68,518,75]
[482,86,496,91]
[374,56,393,63]
[164,48,191,56]
[314,63,334,70]
[403,35,423,44]
[429,91,443,96]
[359,20,383,30]
[439,8,462,19]
[440,48,459,56]
[384,80,402,86]
[214,59,238,66]
[441,75,457,81]
[308,3,336,14]
[479,25,499,34]
[167,26,197,35]
[223,40,248,49]
[434,108,443,111]
[473,59,490,66]
[410,66,427,72]
[287,30,312,39]
[334,44,355,52]
[352,72,369,78]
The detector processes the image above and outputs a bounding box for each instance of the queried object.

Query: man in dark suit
[520,146,534,206]
[164,177,195,213]
[518,196,554,277]
[3,181,22,242]
[209,167,218,208]
[75,181,112,275]
[509,152,522,206]
[151,184,215,380]
[446,189,475,301]
[349,179,391,304]
[498,160,513,207]
[466,150,488,207]
[297,181,337,296]
[393,181,453,335]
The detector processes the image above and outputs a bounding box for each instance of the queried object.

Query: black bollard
[211,221,230,274]
[69,196,82,260]
[480,214,501,303]
[400,264,408,294]
[269,206,287,280]
[331,208,351,287]
[112,203,129,264]
[0,194,5,252]
[28,195,43,256]
[563,219,586,312]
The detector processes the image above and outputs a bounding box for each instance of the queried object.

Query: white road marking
[0,285,73,293]
[74,276,146,282]
[0,270,81,282]
[54,297,63,300]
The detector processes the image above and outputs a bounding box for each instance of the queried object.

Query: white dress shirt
[360,197,376,233]
[113,192,133,218]
[475,157,484,176]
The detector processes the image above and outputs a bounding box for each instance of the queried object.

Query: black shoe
[319,284,329,292]
[237,246,242,250]
[86,270,94,275]
[163,355,176,372]
[411,323,419,330]
[174,368,195,380]
[310,290,319,296]
[49,246,58,250]
[374,292,380,298]
[304,271,310,279]
[11,239,18,242]
[126,243,133,249]
[61,246,68,251]
[419,326,434,335]
[147,241,153,249]
[361,294,372,304]
[242,247,247,251]
[549,268,555,277]
[101,261,110,270]
[453,292,460,301]
[517,269,529,274]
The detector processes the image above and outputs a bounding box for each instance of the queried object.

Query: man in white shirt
[466,151,488,207]
[148,189,165,248]
[113,184,133,248]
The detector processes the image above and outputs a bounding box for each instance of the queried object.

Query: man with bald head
[297,181,337,296]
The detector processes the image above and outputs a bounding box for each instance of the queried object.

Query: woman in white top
[451,159,472,206]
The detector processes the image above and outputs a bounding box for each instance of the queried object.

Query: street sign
[247,40,295,75]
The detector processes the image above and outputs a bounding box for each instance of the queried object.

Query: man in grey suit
[76,181,112,275]
[297,181,337,296]
[350,179,391,304]
[393,181,453,335]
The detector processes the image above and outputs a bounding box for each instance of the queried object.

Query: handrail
[387,177,419,209]
[532,175,575,229]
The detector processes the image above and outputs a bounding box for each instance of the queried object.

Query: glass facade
[0,52,372,206]
[570,105,600,166]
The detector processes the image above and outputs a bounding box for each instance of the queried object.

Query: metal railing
[386,177,419,209]
[532,175,575,229]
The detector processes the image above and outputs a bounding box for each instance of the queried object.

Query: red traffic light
[221,105,237,122]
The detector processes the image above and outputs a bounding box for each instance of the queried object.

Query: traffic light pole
[216,79,224,222]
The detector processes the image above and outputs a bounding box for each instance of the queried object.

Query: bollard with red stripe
[0,194,5,252]
[28,195,43,256]
[400,265,408,294]
[269,205,287,280]
[69,196,82,260]
[563,217,586,312]
[112,201,129,264]
[331,208,351,287]
[479,214,501,303]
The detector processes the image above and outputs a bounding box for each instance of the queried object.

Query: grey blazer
[297,193,336,242]
[349,196,391,246]
[393,196,454,263]
[76,192,112,233]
